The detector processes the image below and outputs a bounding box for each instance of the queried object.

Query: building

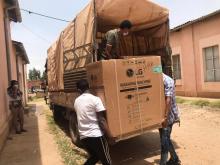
[12,41,29,103]
[170,10,220,98]
[0,0,29,151]
[28,79,44,92]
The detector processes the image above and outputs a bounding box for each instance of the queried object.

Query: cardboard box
[87,56,165,141]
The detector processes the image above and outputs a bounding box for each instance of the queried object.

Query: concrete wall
[0,0,28,151]
[24,65,28,104]
[170,14,220,98]
[10,42,18,80]
[0,0,11,151]
[17,55,27,104]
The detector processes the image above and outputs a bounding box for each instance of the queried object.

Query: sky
[11,0,220,74]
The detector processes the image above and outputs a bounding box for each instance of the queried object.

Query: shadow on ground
[0,104,42,165]
[54,113,180,165]
[111,131,179,165]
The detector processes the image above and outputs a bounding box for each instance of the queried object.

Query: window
[203,45,220,82]
[172,54,182,80]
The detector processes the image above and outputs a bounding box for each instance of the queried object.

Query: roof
[171,9,220,32]
[4,0,22,22]
[28,80,43,88]
[12,41,30,64]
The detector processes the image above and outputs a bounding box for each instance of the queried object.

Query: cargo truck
[47,0,172,147]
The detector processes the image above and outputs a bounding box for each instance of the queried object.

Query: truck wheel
[53,105,63,122]
[69,112,84,148]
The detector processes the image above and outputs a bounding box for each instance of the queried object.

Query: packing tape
[160,73,162,124]
[114,60,123,139]
[134,60,143,134]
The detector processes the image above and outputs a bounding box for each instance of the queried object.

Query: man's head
[76,79,89,94]
[10,80,19,89]
[119,20,132,36]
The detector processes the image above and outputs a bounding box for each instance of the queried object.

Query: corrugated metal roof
[13,41,30,64]
[171,9,220,32]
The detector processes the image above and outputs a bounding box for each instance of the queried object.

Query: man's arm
[7,94,13,110]
[105,44,112,59]
[97,111,115,144]
[162,75,174,127]
[162,96,171,127]
[165,96,171,117]
[105,31,115,59]
[9,101,13,110]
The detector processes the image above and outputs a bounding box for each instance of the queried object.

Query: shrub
[191,100,210,107]
[209,101,220,109]
[176,97,187,104]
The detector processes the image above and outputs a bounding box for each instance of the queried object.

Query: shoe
[16,131,21,134]
[166,159,181,165]
[21,129,27,132]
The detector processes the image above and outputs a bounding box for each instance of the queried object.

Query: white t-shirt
[74,93,105,139]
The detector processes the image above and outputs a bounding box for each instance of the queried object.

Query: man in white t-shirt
[74,79,114,165]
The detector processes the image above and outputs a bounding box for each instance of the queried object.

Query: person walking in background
[159,73,181,165]
[7,80,27,134]
[74,79,115,165]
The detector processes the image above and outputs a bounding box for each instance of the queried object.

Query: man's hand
[162,118,168,128]
[105,44,112,59]
[107,136,116,146]
[97,111,115,145]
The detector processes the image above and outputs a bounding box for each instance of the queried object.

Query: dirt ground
[111,104,220,165]
[0,100,220,165]
[0,100,63,165]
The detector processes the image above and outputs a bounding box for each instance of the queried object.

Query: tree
[29,68,41,80]
[41,71,47,81]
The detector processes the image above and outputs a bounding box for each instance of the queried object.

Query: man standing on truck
[74,79,114,165]
[99,20,133,60]
[159,73,181,165]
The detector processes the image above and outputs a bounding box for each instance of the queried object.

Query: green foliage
[41,71,47,81]
[190,100,210,107]
[29,68,41,80]
[176,97,187,104]
[176,97,220,109]
[45,108,87,165]
[209,101,220,109]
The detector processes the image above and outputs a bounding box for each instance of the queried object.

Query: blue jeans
[159,124,179,165]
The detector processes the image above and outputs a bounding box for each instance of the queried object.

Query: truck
[47,0,172,147]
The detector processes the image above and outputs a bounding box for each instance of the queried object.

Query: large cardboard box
[87,56,165,141]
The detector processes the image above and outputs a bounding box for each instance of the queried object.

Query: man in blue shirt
[159,73,181,165]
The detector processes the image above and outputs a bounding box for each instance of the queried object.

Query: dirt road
[0,100,220,165]
[0,100,63,165]
[111,104,220,165]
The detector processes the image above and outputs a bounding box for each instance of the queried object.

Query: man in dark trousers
[74,79,115,165]
[159,73,181,165]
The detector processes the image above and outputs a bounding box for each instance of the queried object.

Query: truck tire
[69,112,84,148]
[53,105,63,122]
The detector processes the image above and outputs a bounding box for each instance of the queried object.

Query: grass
[44,107,87,165]
[209,101,220,109]
[190,100,210,107]
[176,97,187,104]
[176,96,220,109]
